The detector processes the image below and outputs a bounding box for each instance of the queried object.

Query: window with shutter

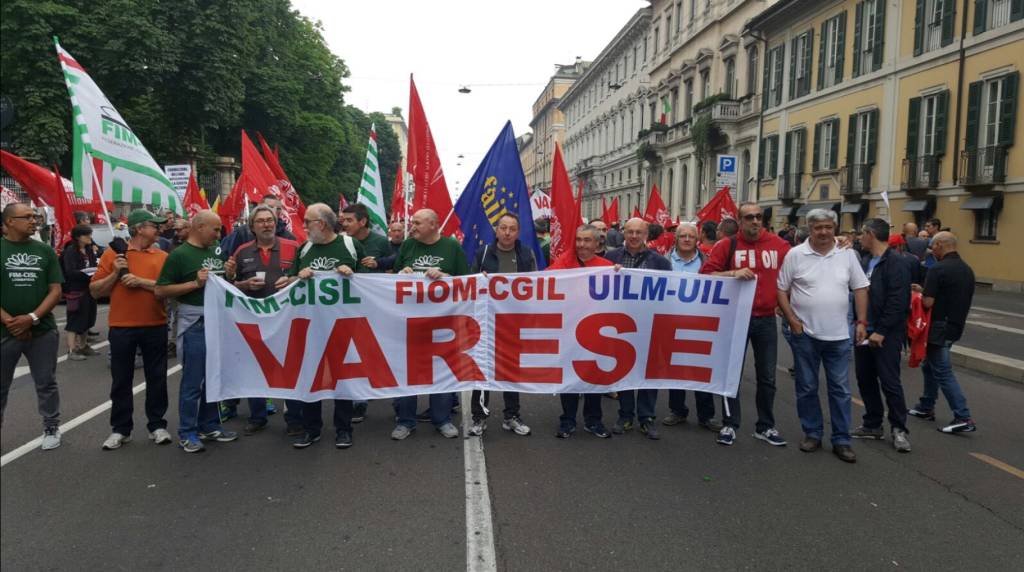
[758,138,766,179]
[747,46,759,96]
[997,71,1018,146]
[829,118,841,169]
[913,0,926,55]
[907,97,921,157]
[974,0,989,34]
[835,12,847,82]
[965,81,983,151]
[813,123,822,171]
[935,90,949,155]
[773,46,784,106]
[853,2,864,78]
[941,0,956,46]
[872,0,886,71]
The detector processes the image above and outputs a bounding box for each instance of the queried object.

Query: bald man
[909,231,977,433]
[902,222,927,261]
[155,209,237,453]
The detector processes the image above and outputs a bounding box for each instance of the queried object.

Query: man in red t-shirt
[700,202,790,447]
[549,224,614,439]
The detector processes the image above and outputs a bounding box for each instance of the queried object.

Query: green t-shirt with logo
[289,234,365,276]
[1,237,64,337]
[394,236,469,277]
[356,231,392,273]
[156,241,225,306]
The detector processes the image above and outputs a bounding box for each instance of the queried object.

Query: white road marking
[1,364,183,468]
[462,390,497,572]
[12,341,111,379]
[971,306,1024,319]
[964,320,1024,336]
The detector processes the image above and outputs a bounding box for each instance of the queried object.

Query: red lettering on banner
[494,313,562,382]
[572,313,637,385]
[237,319,310,389]
[645,314,717,382]
[511,278,532,300]
[488,276,509,300]
[407,316,485,385]
[452,277,475,302]
[427,280,450,303]
[309,318,398,391]
[396,281,414,304]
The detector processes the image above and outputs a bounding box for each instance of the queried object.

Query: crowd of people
[1,198,978,463]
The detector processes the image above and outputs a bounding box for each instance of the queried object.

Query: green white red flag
[356,124,388,236]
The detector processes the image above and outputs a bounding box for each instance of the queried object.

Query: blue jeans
[724,316,778,432]
[178,320,222,439]
[617,390,657,423]
[791,333,853,445]
[918,342,971,419]
[395,393,453,428]
[667,390,715,421]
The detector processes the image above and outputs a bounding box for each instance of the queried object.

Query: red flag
[219,180,246,230]
[338,193,349,213]
[408,76,459,236]
[696,186,739,224]
[50,165,76,251]
[1,150,111,215]
[549,143,578,261]
[601,197,608,223]
[183,172,209,218]
[390,165,405,223]
[632,205,642,219]
[604,197,620,225]
[256,133,306,242]
[644,184,671,226]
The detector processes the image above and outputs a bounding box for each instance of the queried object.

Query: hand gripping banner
[204,269,756,401]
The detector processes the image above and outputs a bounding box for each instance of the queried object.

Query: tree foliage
[0,0,401,208]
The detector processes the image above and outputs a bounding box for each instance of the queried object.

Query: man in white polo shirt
[777,209,869,463]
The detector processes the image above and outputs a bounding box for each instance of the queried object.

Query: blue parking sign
[718,155,736,173]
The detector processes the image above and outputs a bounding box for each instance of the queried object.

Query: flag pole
[85,151,116,238]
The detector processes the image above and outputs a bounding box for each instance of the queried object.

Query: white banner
[205,268,756,401]
[530,189,551,221]
[164,164,192,198]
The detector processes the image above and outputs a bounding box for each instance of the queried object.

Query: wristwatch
[28,312,40,325]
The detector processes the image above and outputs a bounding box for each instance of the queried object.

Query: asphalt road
[2,304,1022,571]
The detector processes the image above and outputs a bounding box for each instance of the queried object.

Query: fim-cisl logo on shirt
[202,257,225,274]
[412,254,444,271]
[307,257,340,271]
[5,252,44,284]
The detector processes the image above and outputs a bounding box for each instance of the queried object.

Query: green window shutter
[771,135,780,174]
[941,0,956,47]
[974,0,988,35]
[774,47,785,105]
[758,139,765,178]
[803,28,814,95]
[935,90,949,155]
[813,122,822,171]
[796,128,806,173]
[1012,0,1024,22]
[873,0,886,70]
[762,51,771,108]
[965,81,983,151]
[998,71,1018,146]
[789,38,798,100]
[907,97,921,157]
[830,118,841,169]
[847,114,858,166]
[853,2,864,78]
[913,0,926,55]
[868,109,879,164]
[835,12,847,84]
[784,132,793,174]
[817,22,827,90]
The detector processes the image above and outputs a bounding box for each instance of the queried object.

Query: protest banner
[205,268,755,401]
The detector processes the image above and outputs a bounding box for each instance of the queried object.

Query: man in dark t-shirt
[909,231,977,434]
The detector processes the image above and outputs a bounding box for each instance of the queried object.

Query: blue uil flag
[454,121,546,269]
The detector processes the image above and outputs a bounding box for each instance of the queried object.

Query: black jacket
[471,240,538,273]
[604,247,672,270]
[861,247,912,339]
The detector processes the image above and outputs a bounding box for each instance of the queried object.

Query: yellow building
[748,0,1022,289]
[526,61,589,194]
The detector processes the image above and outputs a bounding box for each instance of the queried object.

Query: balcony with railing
[839,163,873,195]
[901,155,941,190]
[778,172,803,200]
[960,146,1008,187]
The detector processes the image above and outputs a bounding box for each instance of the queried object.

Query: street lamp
[458,86,471,94]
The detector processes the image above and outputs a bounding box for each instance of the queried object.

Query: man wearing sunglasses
[701,202,791,447]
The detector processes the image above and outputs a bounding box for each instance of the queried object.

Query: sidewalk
[951,285,1024,384]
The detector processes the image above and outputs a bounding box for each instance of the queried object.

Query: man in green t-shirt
[1,203,64,450]
[155,209,237,453]
[391,208,467,441]
[283,203,362,450]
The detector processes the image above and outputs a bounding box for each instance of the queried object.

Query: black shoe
[584,424,611,439]
[243,421,267,435]
[352,403,368,424]
[908,407,936,421]
[335,431,353,449]
[292,433,320,449]
[555,426,575,439]
[285,423,305,437]
[833,445,856,463]
[415,409,432,422]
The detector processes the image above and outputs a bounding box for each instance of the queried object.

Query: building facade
[749,0,1023,288]
[383,111,409,175]
[641,0,774,220]
[526,60,589,196]
[560,8,652,221]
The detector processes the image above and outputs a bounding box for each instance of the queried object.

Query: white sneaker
[892,428,912,453]
[468,420,486,436]
[501,417,531,436]
[148,428,172,445]
[41,426,61,450]
[391,425,414,440]
[438,422,459,439]
[102,432,131,450]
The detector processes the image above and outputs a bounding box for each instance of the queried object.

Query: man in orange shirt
[90,210,171,450]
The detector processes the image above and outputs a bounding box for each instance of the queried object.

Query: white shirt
[777,241,869,341]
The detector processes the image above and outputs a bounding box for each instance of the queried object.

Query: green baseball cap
[126,209,168,227]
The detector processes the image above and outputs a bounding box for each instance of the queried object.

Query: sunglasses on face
[742,214,763,221]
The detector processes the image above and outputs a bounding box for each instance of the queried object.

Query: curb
[950,346,1024,385]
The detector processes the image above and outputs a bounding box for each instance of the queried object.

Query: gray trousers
[1,330,61,429]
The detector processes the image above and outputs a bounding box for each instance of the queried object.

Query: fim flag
[454,121,546,269]
[55,38,183,215]
[356,124,388,235]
